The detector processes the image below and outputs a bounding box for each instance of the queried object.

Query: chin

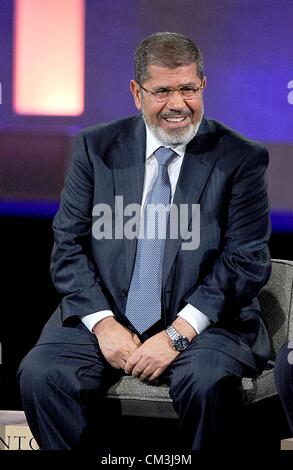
[166,125,189,136]
[142,111,201,146]
[155,125,197,146]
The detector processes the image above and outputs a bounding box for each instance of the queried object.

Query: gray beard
[142,109,203,146]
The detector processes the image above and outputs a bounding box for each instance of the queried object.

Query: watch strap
[166,325,181,341]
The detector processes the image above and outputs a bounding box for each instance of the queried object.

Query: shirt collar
[145,125,186,161]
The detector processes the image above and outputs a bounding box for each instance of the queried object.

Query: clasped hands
[93,317,180,382]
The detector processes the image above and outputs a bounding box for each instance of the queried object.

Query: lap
[171,341,247,374]
[165,339,249,398]
[18,322,252,400]
[18,341,122,395]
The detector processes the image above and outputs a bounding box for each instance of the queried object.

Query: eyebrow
[153,82,198,89]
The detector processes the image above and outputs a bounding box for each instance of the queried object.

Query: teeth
[165,117,186,122]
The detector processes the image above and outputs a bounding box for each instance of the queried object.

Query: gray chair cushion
[105,259,293,418]
[258,259,293,359]
[106,375,177,418]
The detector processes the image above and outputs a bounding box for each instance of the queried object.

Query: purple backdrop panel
[0,0,292,226]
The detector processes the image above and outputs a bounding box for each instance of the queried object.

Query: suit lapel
[112,116,146,287]
[163,118,221,286]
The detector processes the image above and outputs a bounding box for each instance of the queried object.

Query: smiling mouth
[163,115,190,125]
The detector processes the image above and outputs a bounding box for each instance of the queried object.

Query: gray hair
[134,32,204,84]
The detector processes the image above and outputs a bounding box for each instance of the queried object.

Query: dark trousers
[275,342,293,434]
[17,336,248,450]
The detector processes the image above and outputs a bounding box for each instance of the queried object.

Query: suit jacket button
[121,289,128,297]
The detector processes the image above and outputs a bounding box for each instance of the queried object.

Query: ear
[130,80,142,110]
[201,76,207,89]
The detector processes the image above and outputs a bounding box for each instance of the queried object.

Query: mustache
[161,111,192,119]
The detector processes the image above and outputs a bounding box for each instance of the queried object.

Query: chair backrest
[258,259,293,360]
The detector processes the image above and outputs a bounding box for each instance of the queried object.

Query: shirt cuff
[82,310,114,333]
[178,303,210,334]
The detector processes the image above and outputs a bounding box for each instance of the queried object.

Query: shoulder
[77,115,142,147]
[71,115,144,158]
[201,117,269,169]
[205,117,267,155]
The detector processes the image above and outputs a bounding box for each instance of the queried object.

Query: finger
[132,334,142,347]
[131,358,150,378]
[109,353,128,370]
[132,367,145,378]
[147,367,164,382]
[124,351,141,374]
[124,361,134,374]
[138,364,156,381]
[109,360,122,369]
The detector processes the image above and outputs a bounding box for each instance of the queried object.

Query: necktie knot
[154,146,175,167]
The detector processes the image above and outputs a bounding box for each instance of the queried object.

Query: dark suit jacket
[37,115,271,373]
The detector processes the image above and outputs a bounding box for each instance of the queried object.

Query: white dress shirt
[82,125,210,334]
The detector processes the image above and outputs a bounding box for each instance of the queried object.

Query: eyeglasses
[138,80,205,102]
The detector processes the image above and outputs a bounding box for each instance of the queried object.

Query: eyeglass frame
[137,78,206,102]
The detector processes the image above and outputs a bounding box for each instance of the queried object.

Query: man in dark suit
[17,32,271,450]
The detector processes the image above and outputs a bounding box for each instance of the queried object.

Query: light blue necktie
[125,147,175,334]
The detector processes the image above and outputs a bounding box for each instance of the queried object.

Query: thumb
[132,334,142,347]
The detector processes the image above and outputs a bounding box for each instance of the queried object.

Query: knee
[275,342,293,390]
[170,367,241,405]
[275,342,293,371]
[17,347,54,398]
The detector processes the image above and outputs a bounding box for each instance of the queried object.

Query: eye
[179,86,197,97]
[152,87,171,97]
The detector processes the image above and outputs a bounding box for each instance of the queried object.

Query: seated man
[275,342,293,434]
[17,31,271,450]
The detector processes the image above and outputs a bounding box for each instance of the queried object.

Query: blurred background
[0,0,292,412]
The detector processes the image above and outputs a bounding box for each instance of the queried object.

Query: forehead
[145,63,199,86]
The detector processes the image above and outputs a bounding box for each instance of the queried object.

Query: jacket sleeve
[50,132,112,324]
[185,145,271,323]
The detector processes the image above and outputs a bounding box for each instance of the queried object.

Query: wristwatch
[165,325,190,351]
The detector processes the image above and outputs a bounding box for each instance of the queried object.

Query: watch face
[174,336,189,351]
